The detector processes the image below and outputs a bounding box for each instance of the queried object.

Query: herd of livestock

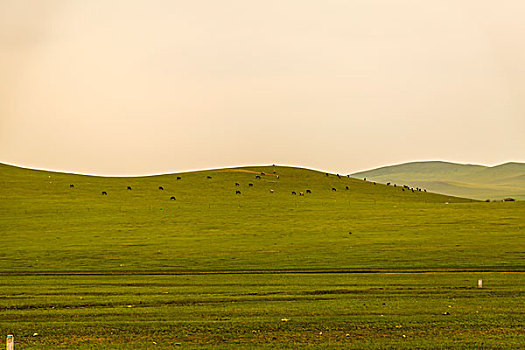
[67,171,428,200]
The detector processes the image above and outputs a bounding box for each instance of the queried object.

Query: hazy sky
[1,0,524,175]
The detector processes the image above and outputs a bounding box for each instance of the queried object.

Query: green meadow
[0,163,524,348]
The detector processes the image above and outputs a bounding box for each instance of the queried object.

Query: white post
[6,335,14,350]
[478,279,482,288]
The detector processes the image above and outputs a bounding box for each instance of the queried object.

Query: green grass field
[1,163,524,348]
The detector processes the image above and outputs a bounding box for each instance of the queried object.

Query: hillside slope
[1,162,522,274]
[351,161,525,200]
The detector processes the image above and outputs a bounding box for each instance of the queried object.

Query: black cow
[364,177,366,181]
[235,182,240,186]
[170,196,176,200]
[69,184,74,188]
[207,176,212,179]
[373,182,376,185]
[177,176,181,180]
[159,186,164,190]
[345,186,349,190]
[248,183,253,187]
[255,175,261,179]
[127,186,132,190]
[332,188,337,191]
[306,189,311,194]
[387,182,391,186]
[402,188,405,191]
[101,191,107,195]
[325,173,329,176]
[291,191,296,195]
[261,172,266,175]
[236,190,241,195]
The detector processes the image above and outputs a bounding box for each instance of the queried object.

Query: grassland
[0,163,523,348]
[352,161,525,201]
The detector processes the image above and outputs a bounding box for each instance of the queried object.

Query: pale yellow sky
[1,0,524,175]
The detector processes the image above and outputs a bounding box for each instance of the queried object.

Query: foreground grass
[1,273,523,349]
[0,163,523,348]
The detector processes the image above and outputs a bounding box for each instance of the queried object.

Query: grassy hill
[1,162,522,273]
[0,162,523,349]
[351,161,525,200]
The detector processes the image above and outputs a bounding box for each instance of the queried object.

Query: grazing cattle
[306,189,311,194]
[291,191,296,195]
[364,177,366,181]
[236,190,241,195]
[332,188,337,191]
[207,176,212,179]
[345,186,349,190]
[411,189,414,192]
[387,182,391,186]
[69,184,74,188]
[373,182,376,185]
[402,188,405,191]
[270,189,274,193]
[255,175,261,179]
[101,191,107,195]
[299,192,304,196]
[177,176,181,180]
[127,186,132,190]
[261,172,265,175]
[424,189,427,192]
[248,183,254,187]
[504,198,515,202]
[394,184,397,187]
[325,173,329,176]
[235,182,240,186]
[276,175,280,179]
[159,186,164,190]
[170,196,176,200]
[347,175,351,178]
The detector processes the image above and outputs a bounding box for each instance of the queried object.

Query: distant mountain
[351,161,525,200]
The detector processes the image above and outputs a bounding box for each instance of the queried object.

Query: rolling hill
[351,161,525,200]
[1,162,523,349]
[1,161,522,273]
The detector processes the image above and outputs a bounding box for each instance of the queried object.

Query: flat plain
[0,163,523,348]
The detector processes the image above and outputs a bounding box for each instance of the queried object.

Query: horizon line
[0,160,523,178]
